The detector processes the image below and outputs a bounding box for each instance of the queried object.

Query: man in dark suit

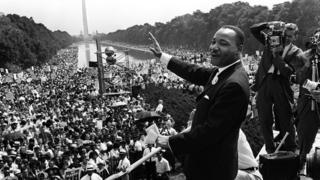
[250,22,303,153]
[149,25,250,180]
[295,28,320,169]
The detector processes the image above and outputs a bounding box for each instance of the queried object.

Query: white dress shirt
[156,157,171,174]
[80,173,102,180]
[212,60,241,85]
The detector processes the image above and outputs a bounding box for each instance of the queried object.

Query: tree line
[102,0,320,54]
[0,14,74,72]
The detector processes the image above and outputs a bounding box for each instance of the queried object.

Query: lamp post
[95,38,106,94]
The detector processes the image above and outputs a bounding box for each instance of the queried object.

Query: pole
[95,38,106,94]
[106,147,162,180]
[125,50,129,69]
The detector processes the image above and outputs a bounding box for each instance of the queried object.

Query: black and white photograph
[0,0,320,179]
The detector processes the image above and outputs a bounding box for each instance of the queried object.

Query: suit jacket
[167,57,249,180]
[295,49,320,118]
[250,22,304,103]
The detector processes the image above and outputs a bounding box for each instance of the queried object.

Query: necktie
[273,45,290,77]
[149,147,152,162]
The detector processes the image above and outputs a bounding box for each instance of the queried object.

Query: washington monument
[82,0,90,67]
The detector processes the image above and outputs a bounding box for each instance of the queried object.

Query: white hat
[119,149,126,154]
[86,163,95,171]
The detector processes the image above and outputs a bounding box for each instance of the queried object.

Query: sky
[0,0,291,35]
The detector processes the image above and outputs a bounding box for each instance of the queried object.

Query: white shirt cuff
[160,53,172,67]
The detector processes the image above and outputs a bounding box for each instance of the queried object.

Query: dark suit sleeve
[295,50,312,85]
[272,55,294,76]
[168,82,247,154]
[167,57,212,86]
[272,48,304,77]
[250,22,268,45]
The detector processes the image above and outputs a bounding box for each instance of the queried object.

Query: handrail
[106,147,162,180]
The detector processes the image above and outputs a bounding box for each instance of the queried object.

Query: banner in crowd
[64,167,82,180]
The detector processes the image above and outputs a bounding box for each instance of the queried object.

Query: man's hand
[271,45,283,57]
[311,89,320,103]
[121,167,128,173]
[268,21,285,29]
[156,135,169,148]
[148,32,162,58]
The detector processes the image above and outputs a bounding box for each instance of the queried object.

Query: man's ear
[238,44,244,52]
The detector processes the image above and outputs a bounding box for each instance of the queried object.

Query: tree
[102,0,320,54]
[0,14,73,71]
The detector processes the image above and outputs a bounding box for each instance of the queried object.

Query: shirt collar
[217,60,241,75]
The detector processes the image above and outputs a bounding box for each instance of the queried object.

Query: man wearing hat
[80,163,102,180]
[117,149,130,180]
[96,159,110,180]
[143,144,157,180]
[1,165,18,180]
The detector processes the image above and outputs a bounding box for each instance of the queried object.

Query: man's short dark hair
[221,25,245,47]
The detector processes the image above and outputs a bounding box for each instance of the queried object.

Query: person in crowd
[250,21,304,153]
[0,166,18,180]
[159,119,177,172]
[80,163,102,180]
[155,99,164,113]
[155,150,171,180]
[117,149,130,180]
[160,119,177,136]
[236,130,263,180]
[143,144,157,180]
[96,159,110,180]
[295,28,320,169]
[150,25,249,180]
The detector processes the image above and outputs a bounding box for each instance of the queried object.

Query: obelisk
[82,0,90,67]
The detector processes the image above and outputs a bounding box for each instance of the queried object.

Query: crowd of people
[0,46,182,180]
[2,20,318,180]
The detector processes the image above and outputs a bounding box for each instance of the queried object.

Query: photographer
[295,28,320,170]
[250,21,304,153]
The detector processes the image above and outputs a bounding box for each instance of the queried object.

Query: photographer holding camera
[295,28,320,170]
[250,21,304,154]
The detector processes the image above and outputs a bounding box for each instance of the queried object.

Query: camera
[303,79,320,92]
[266,23,286,49]
[310,33,320,49]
